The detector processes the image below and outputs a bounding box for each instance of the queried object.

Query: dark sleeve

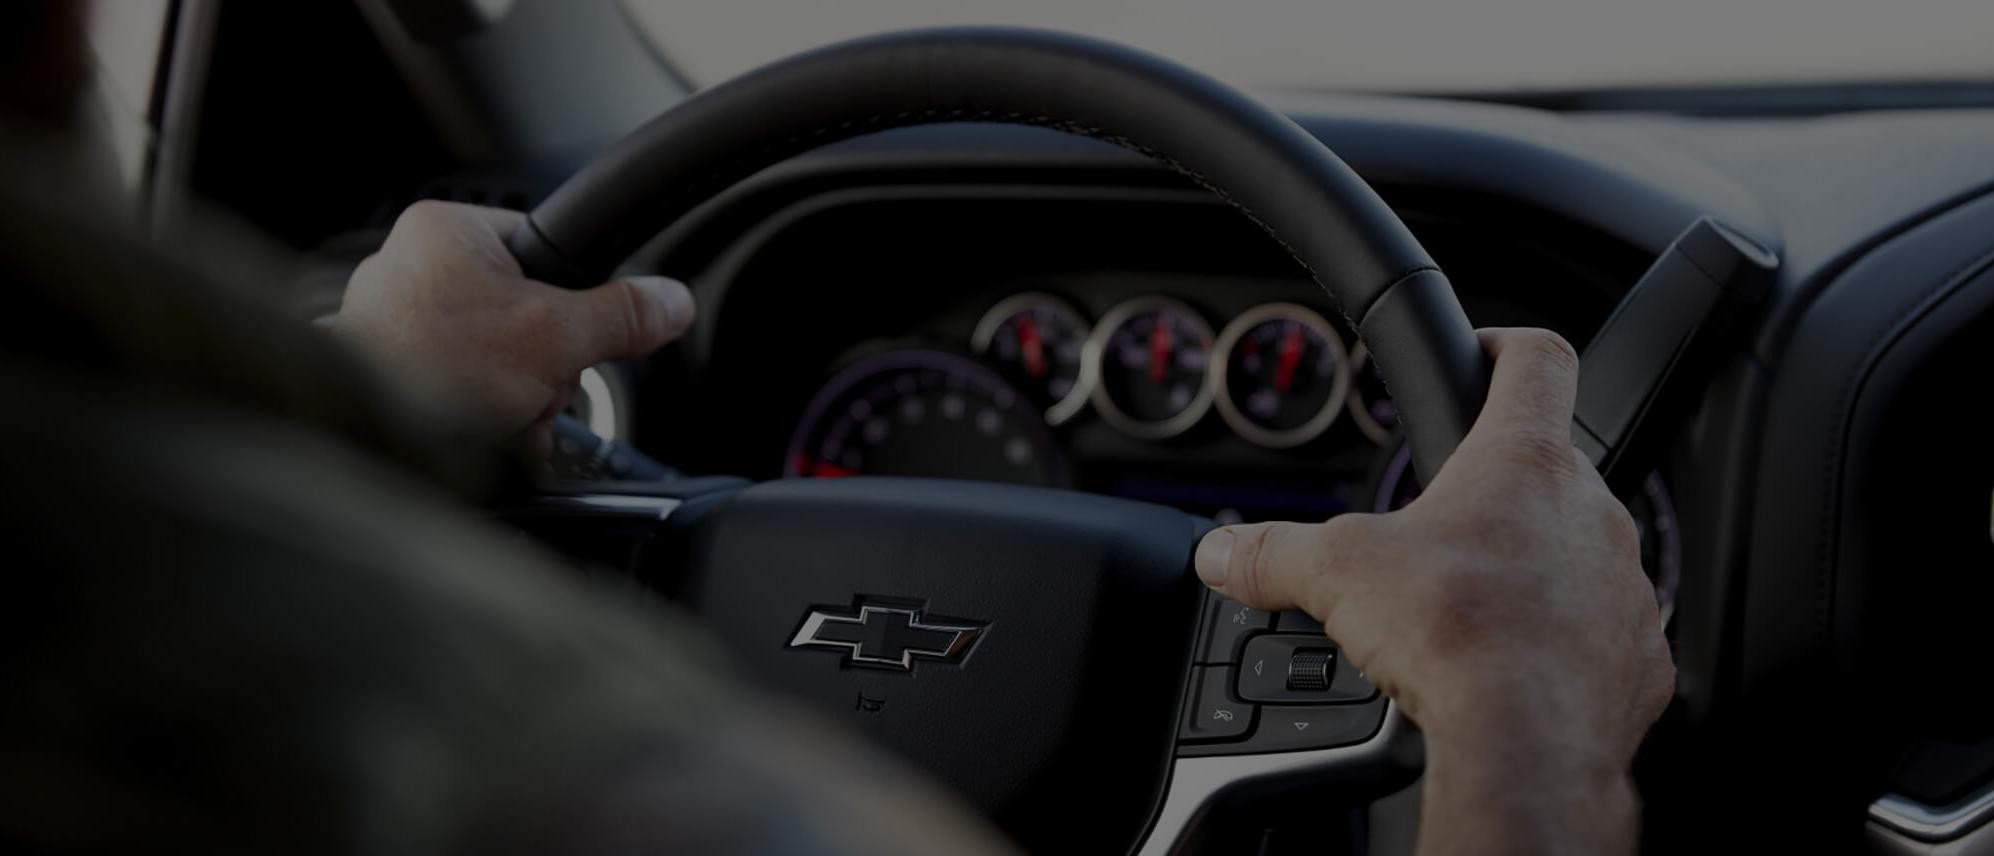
[0,173,1018,856]
[0,160,511,499]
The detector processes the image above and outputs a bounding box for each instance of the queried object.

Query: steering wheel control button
[1195,594,1273,664]
[1179,666,1253,743]
[1249,702,1387,753]
[1286,649,1333,691]
[1275,609,1324,634]
[1331,655,1380,702]
[1177,698,1389,757]
[1236,635,1376,703]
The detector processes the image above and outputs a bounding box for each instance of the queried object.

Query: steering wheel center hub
[684,477,1204,853]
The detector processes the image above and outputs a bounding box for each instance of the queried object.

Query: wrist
[1417,724,1640,856]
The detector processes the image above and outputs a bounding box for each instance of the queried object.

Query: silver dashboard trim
[1344,343,1395,446]
[1871,780,1994,842]
[1135,704,1405,856]
[534,494,682,520]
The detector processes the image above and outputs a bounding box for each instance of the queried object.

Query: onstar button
[1179,665,1253,743]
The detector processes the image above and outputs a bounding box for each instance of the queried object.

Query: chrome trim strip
[1135,704,1404,856]
[1870,779,1994,842]
[535,494,682,520]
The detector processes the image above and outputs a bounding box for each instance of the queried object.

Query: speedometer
[784,349,1067,488]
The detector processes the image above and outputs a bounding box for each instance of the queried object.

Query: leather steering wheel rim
[508,26,1491,480]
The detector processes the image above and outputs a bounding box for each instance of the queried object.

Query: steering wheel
[507,28,1490,855]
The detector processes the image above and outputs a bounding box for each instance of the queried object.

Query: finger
[461,203,527,236]
[1194,519,1357,615]
[392,199,527,241]
[1468,327,1580,442]
[556,276,697,365]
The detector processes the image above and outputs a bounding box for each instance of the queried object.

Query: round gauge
[784,349,1066,488]
[1083,297,1217,440]
[1210,303,1351,449]
[1345,343,1398,445]
[971,293,1092,425]
[1370,443,1682,625]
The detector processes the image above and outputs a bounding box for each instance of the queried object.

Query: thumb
[559,275,697,365]
[1194,518,1365,615]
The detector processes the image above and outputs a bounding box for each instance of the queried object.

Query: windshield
[624,0,1994,93]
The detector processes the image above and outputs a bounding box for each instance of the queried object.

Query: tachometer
[784,349,1067,488]
[971,292,1092,425]
[1210,303,1351,449]
[1083,296,1215,440]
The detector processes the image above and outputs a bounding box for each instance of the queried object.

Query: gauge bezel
[1081,295,1217,441]
[970,291,1094,426]
[1344,342,1396,446]
[1209,302,1351,449]
[573,364,630,441]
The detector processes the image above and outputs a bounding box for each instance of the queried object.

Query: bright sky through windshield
[626,0,1994,92]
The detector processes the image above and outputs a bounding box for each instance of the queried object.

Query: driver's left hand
[335,201,695,453]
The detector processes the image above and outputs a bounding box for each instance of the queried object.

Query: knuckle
[1228,524,1285,607]
[394,199,457,233]
[1514,327,1580,374]
[610,280,665,352]
[1500,430,1579,481]
[1599,501,1642,557]
[1315,514,1370,553]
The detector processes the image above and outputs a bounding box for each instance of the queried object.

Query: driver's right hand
[1192,327,1674,852]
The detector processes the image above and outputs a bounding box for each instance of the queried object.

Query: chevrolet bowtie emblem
[789,602,987,671]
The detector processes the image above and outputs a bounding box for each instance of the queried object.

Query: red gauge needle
[1017,315,1047,378]
[1275,327,1305,393]
[1150,317,1172,384]
[811,460,857,479]
[795,455,857,479]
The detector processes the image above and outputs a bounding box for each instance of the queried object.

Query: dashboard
[609,178,1689,623]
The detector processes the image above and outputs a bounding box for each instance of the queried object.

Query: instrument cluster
[778,288,1682,625]
[969,292,1386,450]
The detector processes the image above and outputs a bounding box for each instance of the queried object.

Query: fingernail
[632,276,696,334]
[1194,529,1233,587]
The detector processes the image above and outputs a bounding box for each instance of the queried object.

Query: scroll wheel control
[1287,648,1333,691]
